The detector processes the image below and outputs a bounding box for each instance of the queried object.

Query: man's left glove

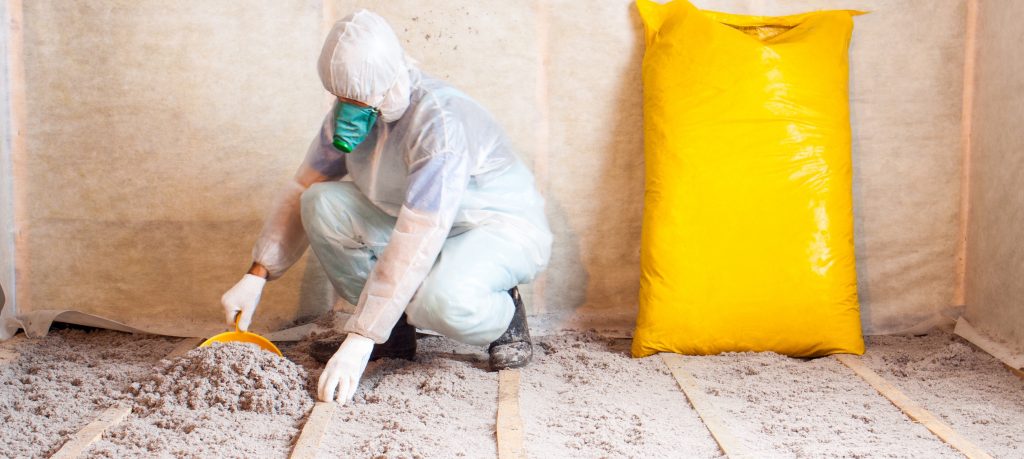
[318,333,375,404]
[221,274,266,332]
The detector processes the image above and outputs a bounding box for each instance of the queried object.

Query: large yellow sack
[632,0,865,358]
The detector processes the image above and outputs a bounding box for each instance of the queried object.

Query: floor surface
[1,328,1022,458]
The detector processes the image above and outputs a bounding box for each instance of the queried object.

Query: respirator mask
[332,102,380,153]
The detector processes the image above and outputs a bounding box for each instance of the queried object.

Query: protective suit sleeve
[344,113,471,343]
[252,109,347,280]
[301,104,351,179]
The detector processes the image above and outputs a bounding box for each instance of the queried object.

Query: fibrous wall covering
[963,0,1024,357]
[0,0,991,342]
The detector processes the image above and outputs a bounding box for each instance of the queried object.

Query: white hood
[317,10,413,122]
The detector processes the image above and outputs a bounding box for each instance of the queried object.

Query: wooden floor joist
[0,346,18,364]
[1007,364,1024,382]
[0,333,26,364]
[660,353,753,459]
[49,405,131,459]
[496,369,526,459]
[164,337,204,360]
[46,336,207,458]
[834,354,994,459]
[954,318,1024,372]
[290,402,337,459]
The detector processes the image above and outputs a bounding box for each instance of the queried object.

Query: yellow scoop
[200,313,283,356]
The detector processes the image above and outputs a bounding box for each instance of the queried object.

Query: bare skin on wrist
[248,262,269,280]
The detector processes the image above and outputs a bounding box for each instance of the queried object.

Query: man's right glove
[221,274,267,331]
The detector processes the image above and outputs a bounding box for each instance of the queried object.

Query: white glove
[221,274,267,331]
[318,333,375,404]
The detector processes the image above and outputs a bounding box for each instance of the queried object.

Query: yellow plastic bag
[632,0,865,358]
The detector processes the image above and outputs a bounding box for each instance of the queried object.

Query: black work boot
[488,287,533,371]
[310,314,417,364]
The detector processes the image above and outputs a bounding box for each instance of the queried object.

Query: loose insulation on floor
[1,329,1022,458]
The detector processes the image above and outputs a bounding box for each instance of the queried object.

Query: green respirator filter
[333,137,354,152]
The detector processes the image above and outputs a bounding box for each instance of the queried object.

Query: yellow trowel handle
[233,311,242,333]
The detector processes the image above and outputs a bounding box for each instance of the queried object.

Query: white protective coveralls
[250,11,552,347]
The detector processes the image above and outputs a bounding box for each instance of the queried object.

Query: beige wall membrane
[10,1,969,337]
[533,0,646,331]
[963,0,1024,355]
[0,0,26,340]
[16,0,328,336]
[1,0,12,332]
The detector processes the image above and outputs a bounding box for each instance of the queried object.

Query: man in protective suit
[220,11,552,404]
